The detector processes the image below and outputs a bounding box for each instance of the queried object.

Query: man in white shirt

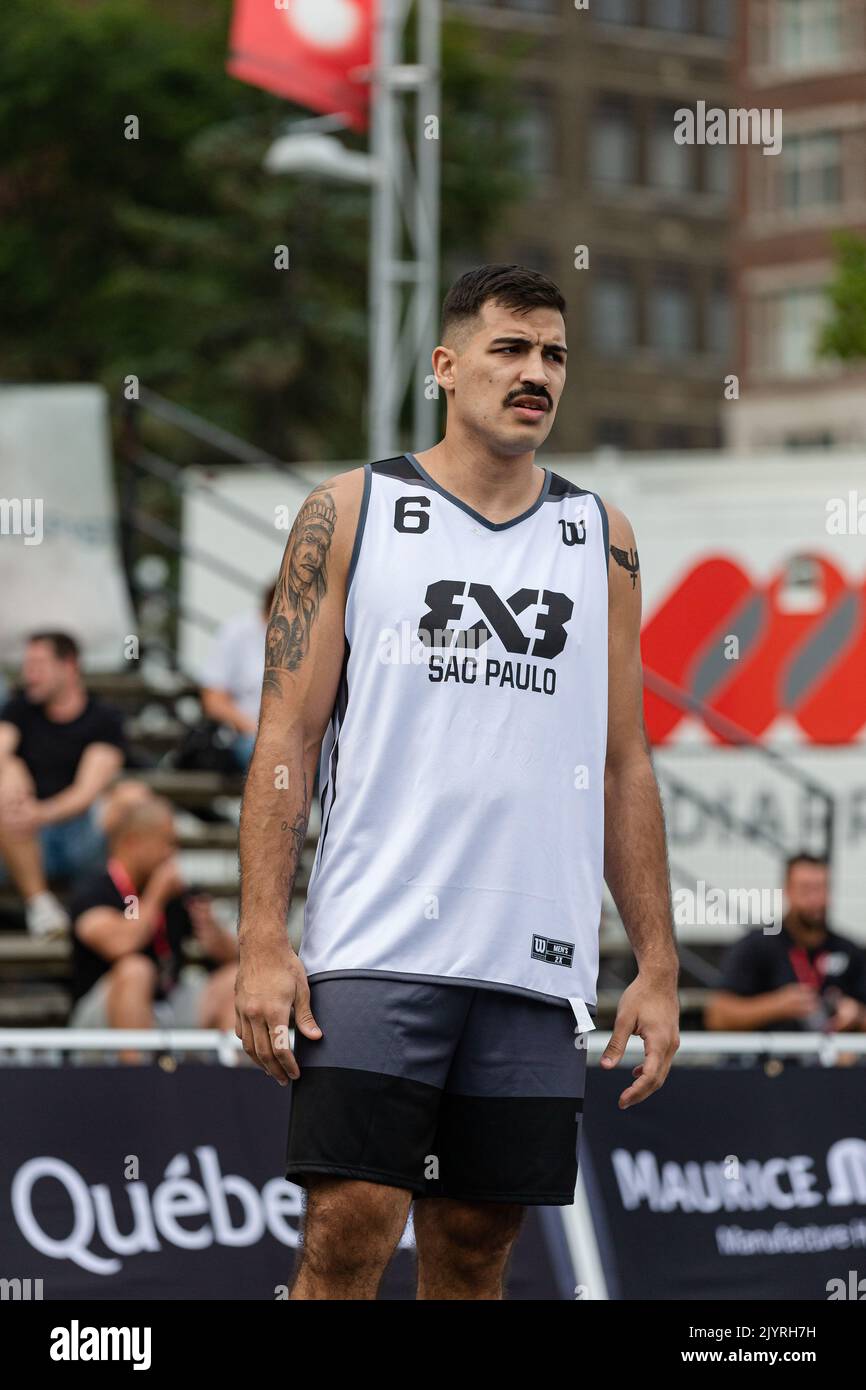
[200,583,275,768]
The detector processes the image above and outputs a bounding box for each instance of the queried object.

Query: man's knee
[300,1179,410,1282]
[0,756,35,796]
[416,1199,524,1276]
[107,954,158,992]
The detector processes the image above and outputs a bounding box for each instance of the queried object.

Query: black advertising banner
[0,1067,567,1301]
[581,1066,866,1301]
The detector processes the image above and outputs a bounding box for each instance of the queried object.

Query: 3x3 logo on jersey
[417,581,575,696]
[386,479,590,697]
[419,580,573,657]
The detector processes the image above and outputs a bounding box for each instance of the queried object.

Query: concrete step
[134,769,245,802]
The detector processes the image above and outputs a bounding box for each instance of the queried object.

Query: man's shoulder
[729,926,776,956]
[823,927,865,958]
[68,867,120,921]
[296,469,368,578]
[0,690,34,723]
[82,694,125,733]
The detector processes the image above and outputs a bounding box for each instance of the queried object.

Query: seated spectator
[705,853,866,1034]
[67,795,237,1045]
[0,632,126,937]
[199,581,274,769]
[99,777,155,839]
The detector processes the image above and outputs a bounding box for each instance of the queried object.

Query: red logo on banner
[642,557,866,745]
[228,0,374,133]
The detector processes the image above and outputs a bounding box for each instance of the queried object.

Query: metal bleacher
[0,389,310,1028]
[0,680,328,1031]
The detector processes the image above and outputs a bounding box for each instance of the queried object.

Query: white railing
[0,1029,864,1062]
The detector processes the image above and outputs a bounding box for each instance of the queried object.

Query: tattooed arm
[600,502,680,1108]
[235,470,365,1084]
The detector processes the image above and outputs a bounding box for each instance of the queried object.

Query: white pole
[368,0,402,459]
[368,0,440,460]
[413,0,441,451]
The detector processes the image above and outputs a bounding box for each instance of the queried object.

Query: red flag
[228,0,375,133]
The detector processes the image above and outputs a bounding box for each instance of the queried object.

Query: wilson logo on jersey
[418,580,575,697]
[531,935,575,967]
[559,519,586,546]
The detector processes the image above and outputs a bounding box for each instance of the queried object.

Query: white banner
[180,465,321,681]
[0,385,135,670]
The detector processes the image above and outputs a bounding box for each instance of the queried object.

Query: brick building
[729,0,866,450]
[445,0,735,452]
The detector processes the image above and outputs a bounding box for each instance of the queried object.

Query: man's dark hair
[785,851,829,877]
[262,581,277,615]
[27,631,80,663]
[440,264,566,347]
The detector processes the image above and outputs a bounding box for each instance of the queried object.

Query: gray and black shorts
[285,976,589,1206]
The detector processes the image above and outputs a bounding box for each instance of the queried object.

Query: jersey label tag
[531,934,574,967]
[568,998,595,1034]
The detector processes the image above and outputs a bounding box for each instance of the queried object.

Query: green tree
[0,0,527,461]
[818,232,866,363]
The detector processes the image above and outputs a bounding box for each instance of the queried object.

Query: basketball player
[235,265,680,1300]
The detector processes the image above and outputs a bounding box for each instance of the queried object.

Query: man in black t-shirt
[68,794,238,1039]
[0,631,126,937]
[705,854,866,1035]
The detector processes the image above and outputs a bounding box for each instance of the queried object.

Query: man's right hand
[146,858,187,904]
[235,931,322,1084]
[770,983,821,1023]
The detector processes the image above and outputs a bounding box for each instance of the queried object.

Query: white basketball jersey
[300,452,610,1009]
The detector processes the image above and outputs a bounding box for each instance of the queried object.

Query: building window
[784,431,836,449]
[703,142,732,197]
[515,244,554,278]
[593,0,639,22]
[772,0,844,71]
[650,272,695,356]
[514,90,556,182]
[591,100,638,186]
[707,274,731,355]
[592,264,638,356]
[703,0,734,38]
[503,0,557,12]
[779,132,842,211]
[777,288,829,374]
[756,287,830,376]
[595,419,632,449]
[650,108,694,192]
[647,0,693,33]
[656,424,693,450]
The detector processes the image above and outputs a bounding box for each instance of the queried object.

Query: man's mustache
[506,389,551,409]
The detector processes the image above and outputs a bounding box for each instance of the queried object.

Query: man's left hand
[600,972,680,1109]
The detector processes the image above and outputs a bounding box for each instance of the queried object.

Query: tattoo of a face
[611,544,640,589]
[263,486,336,698]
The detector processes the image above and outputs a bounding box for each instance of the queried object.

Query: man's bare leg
[198,962,237,1030]
[413,1197,524,1300]
[291,1177,412,1300]
[0,759,47,899]
[105,954,158,1064]
[0,822,47,899]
